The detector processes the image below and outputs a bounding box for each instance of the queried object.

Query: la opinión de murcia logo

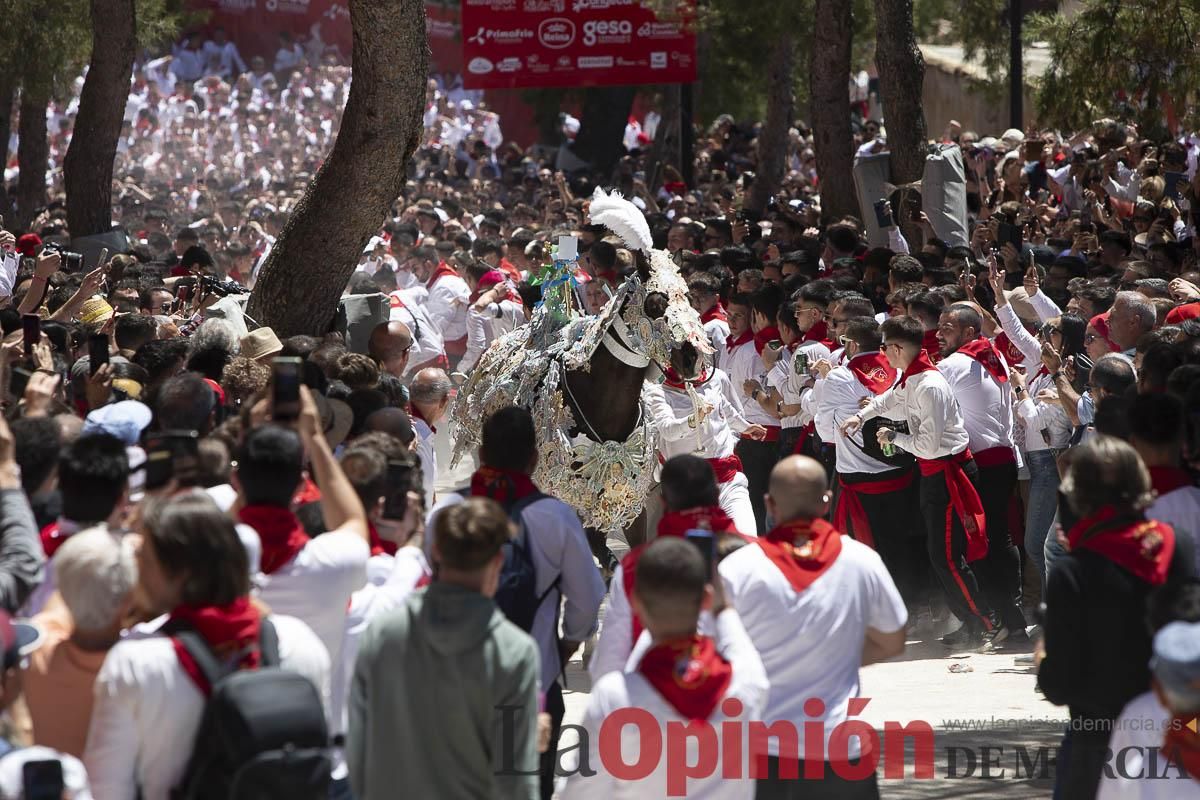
[537,18,576,48]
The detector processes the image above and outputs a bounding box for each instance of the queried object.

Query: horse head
[631,248,709,381]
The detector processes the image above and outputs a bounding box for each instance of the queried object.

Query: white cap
[1001,128,1025,148]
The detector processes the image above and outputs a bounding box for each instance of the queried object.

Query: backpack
[854,417,915,469]
[167,618,331,800]
[494,491,561,633]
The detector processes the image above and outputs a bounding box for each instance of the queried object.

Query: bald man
[369,321,413,380]
[719,456,906,797]
[409,368,452,504]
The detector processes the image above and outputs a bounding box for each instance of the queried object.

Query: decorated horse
[450,189,713,548]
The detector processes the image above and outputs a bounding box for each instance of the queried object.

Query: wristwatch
[751,388,761,401]
[1014,385,1025,395]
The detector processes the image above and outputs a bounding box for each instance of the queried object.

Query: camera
[200,275,249,296]
[42,242,84,271]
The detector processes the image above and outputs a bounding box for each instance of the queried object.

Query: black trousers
[973,461,1027,631]
[736,437,778,534]
[755,755,880,800]
[539,681,564,800]
[840,467,925,604]
[919,459,997,630]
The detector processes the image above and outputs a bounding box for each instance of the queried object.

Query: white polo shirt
[719,536,907,760]
[937,348,1018,461]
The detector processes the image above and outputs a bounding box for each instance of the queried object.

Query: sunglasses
[880,342,904,352]
[839,335,853,346]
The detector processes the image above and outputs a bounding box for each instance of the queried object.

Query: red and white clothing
[563,612,767,800]
[1099,690,1197,800]
[768,340,831,431]
[723,331,779,439]
[388,290,445,376]
[816,352,899,475]
[700,304,730,369]
[720,519,906,762]
[644,370,757,535]
[996,304,1073,452]
[936,338,1019,468]
[1147,467,1200,573]
[859,359,969,460]
[424,263,470,346]
[458,297,525,374]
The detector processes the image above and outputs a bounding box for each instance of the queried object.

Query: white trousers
[719,472,758,538]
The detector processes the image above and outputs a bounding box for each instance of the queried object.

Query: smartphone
[22,314,39,359]
[872,199,893,228]
[173,283,193,313]
[272,356,303,421]
[1071,354,1093,396]
[685,529,715,576]
[766,339,784,352]
[1165,171,1186,201]
[143,430,201,490]
[88,333,110,376]
[22,759,64,800]
[383,459,415,520]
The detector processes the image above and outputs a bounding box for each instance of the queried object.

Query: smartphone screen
[23,759,65,800]
[872,199,892,229]
[142,430,201,490]
[383,459,415,520]
[89,333,110,376]
[22,314,39,358]
[685,529,715,576]
[272,356,303,421]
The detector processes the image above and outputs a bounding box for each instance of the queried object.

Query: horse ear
[635,250,651,282]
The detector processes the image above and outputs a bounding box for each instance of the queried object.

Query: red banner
[460,0,696,89]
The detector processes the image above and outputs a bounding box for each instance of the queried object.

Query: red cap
[15,234,41,257]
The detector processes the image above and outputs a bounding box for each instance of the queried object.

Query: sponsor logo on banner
[637,21,684,39]
[322,3,349,21]
[650,51,667,69]
[497,57,522,73]
[468,57,495,74]
[523,0,565,10]
[537,18,576,48]
[582,19,632,46]
[466,0,515,6]
[578,55,615,69]
[556,55,572,67]
[427,18,457,38]
[572,0,636,11]
[468,26,535,45]
[217,0,256,11]
[265,0,308,13]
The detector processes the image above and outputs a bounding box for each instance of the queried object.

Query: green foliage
[1028,0,1200,136]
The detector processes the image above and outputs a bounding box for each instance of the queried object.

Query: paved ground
[433,427,1067,797]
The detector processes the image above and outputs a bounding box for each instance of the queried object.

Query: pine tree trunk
[246,0,428,338]
[809,0,856,223]
[874,0,927,185]
[64,0,137,238]
[16,89,49,232]
[747,34,795,213]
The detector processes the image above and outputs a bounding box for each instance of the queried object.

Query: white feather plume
[587,187,653,252]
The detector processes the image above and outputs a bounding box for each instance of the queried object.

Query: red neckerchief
[1066,506,1175,586]
[238,505,308,574]
[656,506,738,539]
[389,291,406,310]
[663,367,709,390]
[700,303,727,325]
[1149,466,1194,497]
[922,329,944,363]
[897,350,938,387]
[725,329,753,353]
[1163,715,1200,784]
[498,257,521,284]
[368,522,398,557]
[957,336,1009,383]
[846,352,896,396]
[410,403,437,434]
[426,260,459,290]
[39,521,74,559]
[293,475,321,506]
[758,518,843,593]
[804,319,835,350]
[168,597,261,695]
[638,634,732,722]
[469,465,539,507]
[993,331,1026,368]
[753,326,780,355]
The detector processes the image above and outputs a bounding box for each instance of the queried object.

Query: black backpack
[494,491,561,633]
[167,618,331,800]
[853,417,915,469]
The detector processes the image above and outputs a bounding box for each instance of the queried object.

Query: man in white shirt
[1130,393,1200,573]
[935,303,1027,638]
[645,367,767,538]
[689,272,730,366]
[458,262,525,375]
[720,455,906,797]
[564,536,767,800]
[725,294,777,533]
[842,316,1004,649]
[368,320,413,381]
[233,387,370,677]
[419,245,471,365]
[409,368,452,505]
[814,317,922,604]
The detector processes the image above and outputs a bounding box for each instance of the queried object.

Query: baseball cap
[1151,621,1200,711]
[82,400,153,446]
[0,611,42,671]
